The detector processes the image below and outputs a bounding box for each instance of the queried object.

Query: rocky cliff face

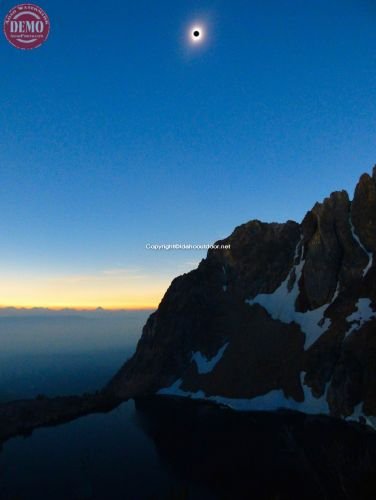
[107,168,376,425]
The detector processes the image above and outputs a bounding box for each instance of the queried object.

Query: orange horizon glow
[0,263,200,312]
[0,269,176,312]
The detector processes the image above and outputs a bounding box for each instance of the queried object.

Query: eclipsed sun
[189,24,205,44]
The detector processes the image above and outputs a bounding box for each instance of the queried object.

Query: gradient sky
[0,0,376,308]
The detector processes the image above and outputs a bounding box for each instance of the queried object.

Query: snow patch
[191,342,229,374]
[157,378,206,398]
[157,375,376,429]
[345,298,376,338]
[346,402,376,430]
[157,372,329,415]
[246,239,337,350]
[350,217,373,277]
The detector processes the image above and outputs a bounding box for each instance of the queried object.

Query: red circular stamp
[3,4,50,50]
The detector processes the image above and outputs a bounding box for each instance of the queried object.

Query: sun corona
[189,24,205,44]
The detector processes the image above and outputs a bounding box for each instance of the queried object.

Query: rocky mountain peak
[107,168,376,428]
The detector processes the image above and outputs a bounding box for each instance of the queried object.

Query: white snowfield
[345,298,376,338]
[191,342,229,374]
[157,373,376,429]
[346,402,376,429]
[157,228,376,428]
[245,239,337,350]
[157,372,329,415]
[350,216,373,277]
[245,226,375,349]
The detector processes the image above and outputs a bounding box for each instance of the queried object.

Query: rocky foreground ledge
[0,392,121,445]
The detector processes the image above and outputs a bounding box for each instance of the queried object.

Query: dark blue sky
[0,0,375,307]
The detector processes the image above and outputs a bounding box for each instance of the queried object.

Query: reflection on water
[135,397,376,500]
[0,311,211,498]
[1,396,376,499]
[0,400,213,500]
[1,313,376,499]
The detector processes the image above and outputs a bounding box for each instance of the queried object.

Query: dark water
[1,313,376,499]
[0,400,213,500]
[0,312,212,499]
[1,397,376,500]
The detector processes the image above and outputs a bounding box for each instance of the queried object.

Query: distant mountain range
[0,307,153,318]
[108,167,376,427]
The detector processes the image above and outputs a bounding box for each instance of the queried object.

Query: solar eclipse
[189,24,205,44]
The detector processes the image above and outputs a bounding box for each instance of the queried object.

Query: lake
[0,312,375,499]
[0,312,212,499]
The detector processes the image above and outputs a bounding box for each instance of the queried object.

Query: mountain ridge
[107,166,376,427]
[0,167,375,446]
